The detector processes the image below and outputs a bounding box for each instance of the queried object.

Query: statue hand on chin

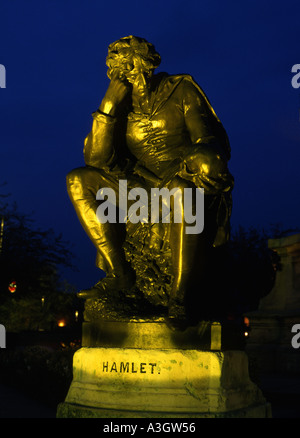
[99,70,131,117]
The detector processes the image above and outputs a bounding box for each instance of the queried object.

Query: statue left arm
[180,77,233,192]
[180,77,234,245]
[182,77,229,160]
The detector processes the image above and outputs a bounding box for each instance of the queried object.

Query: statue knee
[66,166,101,189]
[66,166,88,185]
[66,167,97,200]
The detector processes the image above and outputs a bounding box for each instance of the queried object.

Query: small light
[244,317,250,327]
[244,331,249,337]
[58,320,66,328]
[8,281,17,293]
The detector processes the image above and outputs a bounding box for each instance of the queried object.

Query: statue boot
[77,244,136,300]
[66,168,136,300]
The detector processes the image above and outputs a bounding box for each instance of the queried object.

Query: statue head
[106,36,161,83]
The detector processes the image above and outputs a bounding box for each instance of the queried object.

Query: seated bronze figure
[67,36,233,329]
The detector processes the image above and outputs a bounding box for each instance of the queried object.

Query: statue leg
[167,177,216,328]
[66,166,135,298]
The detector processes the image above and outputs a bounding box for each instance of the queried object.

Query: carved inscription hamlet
[102,361,160,374]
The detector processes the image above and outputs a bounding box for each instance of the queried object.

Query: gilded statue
[67,36,233,329]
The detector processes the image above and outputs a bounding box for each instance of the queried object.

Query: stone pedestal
[57,320,271,418]
[245,233,300,374]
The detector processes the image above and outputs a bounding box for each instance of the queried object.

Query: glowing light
[244,317,250,327]
[8,281,17,293]
[58,320,66,327]
[244,331,249,337]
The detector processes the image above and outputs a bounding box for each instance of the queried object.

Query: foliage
[224,223,300,313]
[0,185,78,330]
[196,222,300,321]
[0,292,76,332]
[0,187,74,292]
[0,345,76,408]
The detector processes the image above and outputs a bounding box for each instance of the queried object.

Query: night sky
[1,0,300,290]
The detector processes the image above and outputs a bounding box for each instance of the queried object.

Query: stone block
[57,346,270,418]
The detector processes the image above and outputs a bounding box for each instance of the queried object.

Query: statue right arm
[83,74,130,170]
[83,110,117,169]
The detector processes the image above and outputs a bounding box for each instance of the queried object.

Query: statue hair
[106,35,161,79]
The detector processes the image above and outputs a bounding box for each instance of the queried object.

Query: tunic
[83,73,233,246]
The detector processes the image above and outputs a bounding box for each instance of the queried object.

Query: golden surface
[66,36,234,325]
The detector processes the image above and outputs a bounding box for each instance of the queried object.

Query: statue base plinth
[57,321,271,418]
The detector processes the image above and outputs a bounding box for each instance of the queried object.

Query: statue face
[120,55,152,97]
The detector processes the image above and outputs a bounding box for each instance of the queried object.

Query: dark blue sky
[1,0,300,289]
